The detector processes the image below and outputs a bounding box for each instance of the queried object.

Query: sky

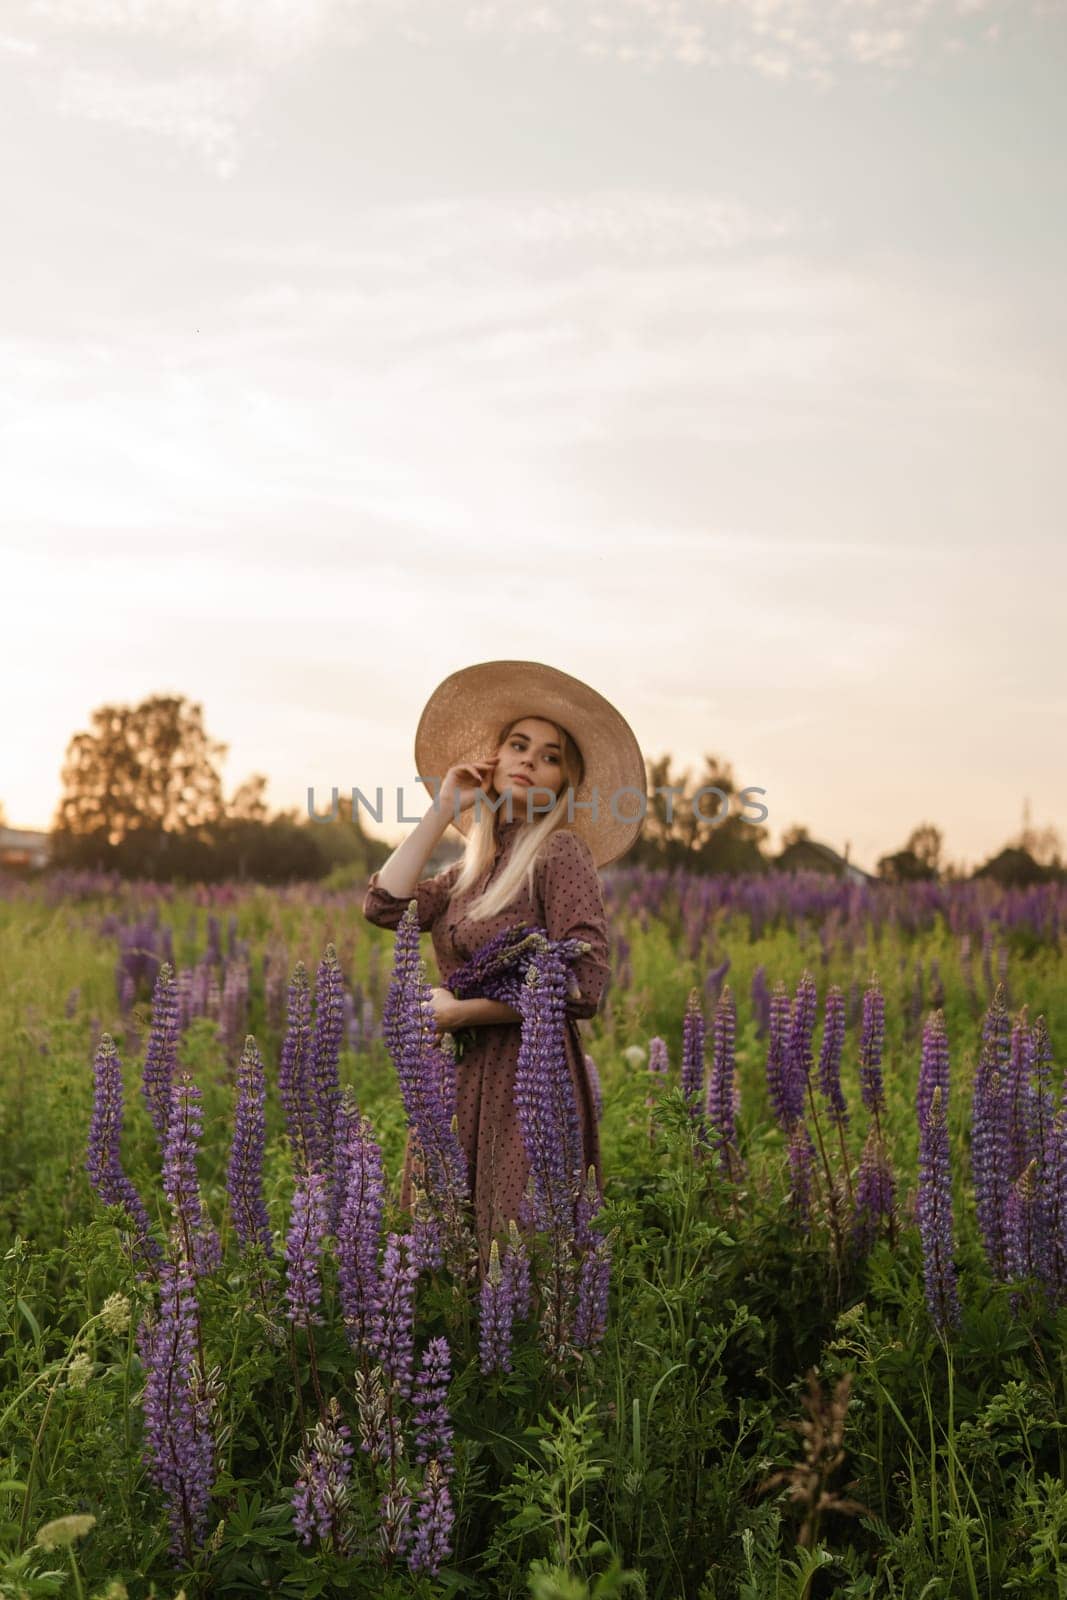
[3,0,1065,874]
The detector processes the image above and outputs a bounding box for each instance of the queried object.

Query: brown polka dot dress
[361,815,610,1269]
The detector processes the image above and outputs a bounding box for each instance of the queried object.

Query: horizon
[0,780,1051,879]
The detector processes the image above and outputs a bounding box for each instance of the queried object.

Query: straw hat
[414,660,646,867]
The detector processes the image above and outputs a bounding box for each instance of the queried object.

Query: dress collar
[494,814,528,845]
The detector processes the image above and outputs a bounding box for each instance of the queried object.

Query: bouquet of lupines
[440,918,613,1369]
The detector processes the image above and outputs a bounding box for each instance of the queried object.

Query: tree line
[7,694,1059,888]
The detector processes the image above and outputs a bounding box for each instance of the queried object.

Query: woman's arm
[452,996,522,1026]
[374,804,453,898]
[431,990,521,1030]
[376,758,496,897]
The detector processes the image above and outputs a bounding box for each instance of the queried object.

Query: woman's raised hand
[438,758,497,819]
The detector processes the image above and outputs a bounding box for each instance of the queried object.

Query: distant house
[775,837,875,886]
[0,827,51,872]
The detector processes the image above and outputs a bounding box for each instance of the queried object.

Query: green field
[2,870,1065,1599]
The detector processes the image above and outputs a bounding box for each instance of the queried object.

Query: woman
[361,659,644,1271]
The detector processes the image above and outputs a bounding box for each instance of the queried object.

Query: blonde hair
[448,716,586,922]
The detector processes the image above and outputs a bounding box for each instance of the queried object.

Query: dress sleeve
[538,831,612,1021]
[362,861,460,932]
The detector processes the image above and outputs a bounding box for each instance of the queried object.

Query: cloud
[53,64,259,177]
[5,177,1061,558]
[460,0,1054,82]
[3,0,1059,174]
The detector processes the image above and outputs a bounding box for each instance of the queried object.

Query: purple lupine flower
[408,1185,445,1275]
[405,1459,454,1578]
[858,977,886,1118]
[292,1396,354,1551]
[583,1053,603,1123]
[1031,1012,1056,1172]
[817,985,848,1124]
[119,970,136,1015]
[219,959,250,1061]
[1034,1016,1065,1300]
[263,945,289,1032]
[917,1085,961,1332]
[971,987,1013,1280]
[1005,1158,1043,1299]
[411,1336,453,1468]
[706,984,739,1177]
[383,906,472,1252]
[1005,1007,1038,1185]
[479,1239,512,1375]
[176,969,193,1032]
[503,1219,533,1324]
[572,1167,611,1350]
[137,1254,215,1557]
[573,1235,612,1351]
[705,955,731,1011]
[279,963,316,1175]
[284,1168,331,1329]
[162,1073,221,1277]
[766,981,798,1130]
[648,1037,669,1077]
[646,1036,668,1114]
[1046,1104,1067,1306]
[512,954,586,1239]
[142,962,180,1148]
[917,1009,950,1136]
[336,1113,386,1355]
[851,1127,896,1256]
[788,971,818,1114]
[309,945,345,1175]
[787,1119,816,1220]
[906,959,924,1037]
[329,1091,355,1235]
[681,989,705,1117]
[86,1033,161,1271]
[972,1067,1010,1281]
[371,1231,418,1401]
[227,1035,272,1257]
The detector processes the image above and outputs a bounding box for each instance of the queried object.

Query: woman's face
[489,717,565,817]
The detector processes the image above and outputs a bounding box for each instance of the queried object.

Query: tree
[877,822,943,884]
[53,695,227,847]
[635,752,770,874]
[973,846,1055,888]
[906,823,943,876]
[229,773,270,823]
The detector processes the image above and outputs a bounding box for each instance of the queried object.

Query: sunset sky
[3,0,1065,873]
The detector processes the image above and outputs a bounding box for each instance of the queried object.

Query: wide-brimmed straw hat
[414,660,646,867]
